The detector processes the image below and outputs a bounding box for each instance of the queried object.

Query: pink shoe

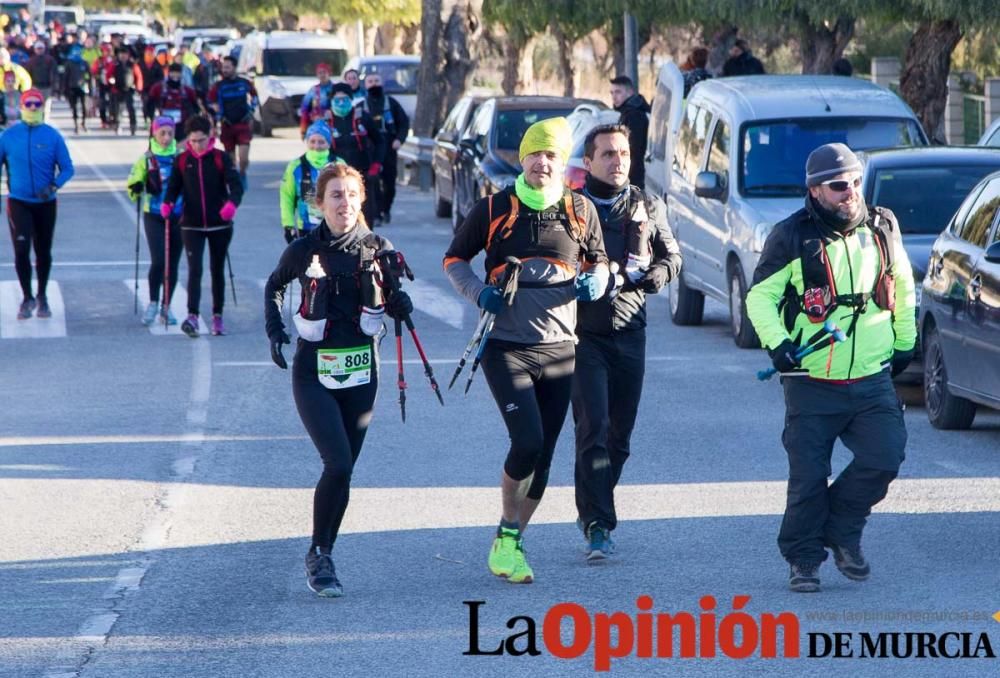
[211,314,225,336]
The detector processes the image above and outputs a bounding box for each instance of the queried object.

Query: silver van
[646,63,927,346]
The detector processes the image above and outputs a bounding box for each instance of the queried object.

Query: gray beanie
[805,143,862,187]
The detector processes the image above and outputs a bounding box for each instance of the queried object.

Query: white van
[43,5,85,31]
[237,31,349,136]
[646,63,928,346]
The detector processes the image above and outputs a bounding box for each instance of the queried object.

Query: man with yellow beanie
[444,116,609,584]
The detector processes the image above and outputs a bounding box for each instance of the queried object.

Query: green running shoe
[488,527,520,578]
[507,536,534,584]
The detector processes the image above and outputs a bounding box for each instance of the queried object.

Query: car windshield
[45,11,79,25]
[494,108,574,150]
[263,49,347,77]
[360,62,418,94]
[741,118,924,197]
[871,165,1000,234]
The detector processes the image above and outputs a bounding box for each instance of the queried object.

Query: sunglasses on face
[22,100,42,109]
[822,176,862,193]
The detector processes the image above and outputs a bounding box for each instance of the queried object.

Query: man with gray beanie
[745,142,916,593]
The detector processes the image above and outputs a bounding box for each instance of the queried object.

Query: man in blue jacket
[0,89,74,319]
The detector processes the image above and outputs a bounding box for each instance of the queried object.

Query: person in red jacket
[110,46,143,135]
[161,115,243,338]
[146,63,201,141]
[91,43,115,128]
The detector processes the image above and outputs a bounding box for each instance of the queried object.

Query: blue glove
[575,269,609,301]
[477,286,504,314]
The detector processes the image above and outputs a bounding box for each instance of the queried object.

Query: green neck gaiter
[305,149,329,168]
[515,173,564,211]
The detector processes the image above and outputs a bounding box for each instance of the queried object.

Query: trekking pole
[162,215,171,330]
[464,256,522,394]
[395,311,407,422]
[448,310,492,389]
[134,189,142,314]
[756,319,847,381]
[377,251,445,407]
[226,252,238,306]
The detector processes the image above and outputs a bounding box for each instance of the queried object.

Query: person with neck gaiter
[572,123,681,561]
[444,116,610,585]
[127,116,184,326]
[361,72,409,224]
[263,163,413,597]
[746,143,916,594]
[146,63,200,142]
[280,120,345,243]
[0,89,74,320]
[326,82,384,228]
[161,115,243,338]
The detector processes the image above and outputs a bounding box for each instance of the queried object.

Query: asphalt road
[1,102,999,678]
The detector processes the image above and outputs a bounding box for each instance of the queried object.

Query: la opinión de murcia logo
[464,597,998,671]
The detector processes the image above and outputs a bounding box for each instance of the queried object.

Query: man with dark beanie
[746,142,916,593]
[572,123,681,560]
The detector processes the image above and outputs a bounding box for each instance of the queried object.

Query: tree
[482,0,542,94]
[413,0,444,137]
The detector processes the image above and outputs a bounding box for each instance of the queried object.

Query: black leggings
[7,198,57,299]
[481,340,575,501]
[182,226,232,316]
[112,91,136,129]
[144,213,183,304]
[293,357,378,550]
[67,88,87,124]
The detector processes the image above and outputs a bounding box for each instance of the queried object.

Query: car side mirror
[694,171,726,201]
[985,241,1000,264]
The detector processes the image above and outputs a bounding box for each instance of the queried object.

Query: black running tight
[7,198,57,299]
[144,213,183,304]
[182,226,232,316]
[293,361,378,550]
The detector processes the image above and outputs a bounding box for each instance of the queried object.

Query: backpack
[114,61,135,91]
[781,207,897,336]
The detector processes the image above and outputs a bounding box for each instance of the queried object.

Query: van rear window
[741,118,924,197]
[263,49,348,77]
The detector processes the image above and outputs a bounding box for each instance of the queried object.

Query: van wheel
[729,262,760,348]
[434,177,451,218]
[668,273,704,326]
[923,324,976,429]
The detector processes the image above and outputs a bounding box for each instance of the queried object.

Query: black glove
[384,290,413,320]
[36,184,57,201]
[890,348,915,378]
[638,266,670,294]
[283,228,297,244]
[768,339,800,373]
[127,181,143,199]
[269,331,290,369]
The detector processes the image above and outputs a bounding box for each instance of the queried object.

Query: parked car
[236,31,348,136]
[85,12,145,35]
[44,5,85,32]
[98,23,156,44]
[191,36,237,59]
[978,117,1000,148]
[450,95,600,231]
[920,169,1000,429]
[433,94,486,218]
[344,55,419,120]
[174,27,239,50]
[647,62,928,347]
[564,105,618,190]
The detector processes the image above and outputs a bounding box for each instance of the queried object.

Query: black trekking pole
[162,215,171,330]
[464,256,522,394]
[377,251,445,407]
[134,189,142,314]
[226,252,238,306]
[448,310,492,390]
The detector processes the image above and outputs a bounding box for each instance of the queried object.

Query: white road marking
[214,354,699,368]
[0,433,306,447]
[122,279,191,336]
[42,338,214,678]
[62,136,137,223]
[1,260,151,267]
[0,281,67,339]
[403,278,465,329]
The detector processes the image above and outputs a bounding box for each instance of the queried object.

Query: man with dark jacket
[327,82,384,226]
[572,123,682,559]
[609,75,650,189]
[722,39,766,77]
[745,143,915,593]
[362,72,410,224]
[26,42,57,115]
[111,47,143,135]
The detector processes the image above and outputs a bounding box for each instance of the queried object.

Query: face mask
[21,108,44,125]
[167,77,180,86]
[332,99,352,117]
[367,86,383,98]
[305,149,329,166]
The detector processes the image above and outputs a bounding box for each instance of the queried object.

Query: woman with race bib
[263,163,413,598]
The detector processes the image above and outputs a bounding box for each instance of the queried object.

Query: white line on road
[0,260,151,267]
[63,135,138,223]
[0,281,67,339]
[403,278,465,329]
[0,433,306,447]
[214,354,699,368]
